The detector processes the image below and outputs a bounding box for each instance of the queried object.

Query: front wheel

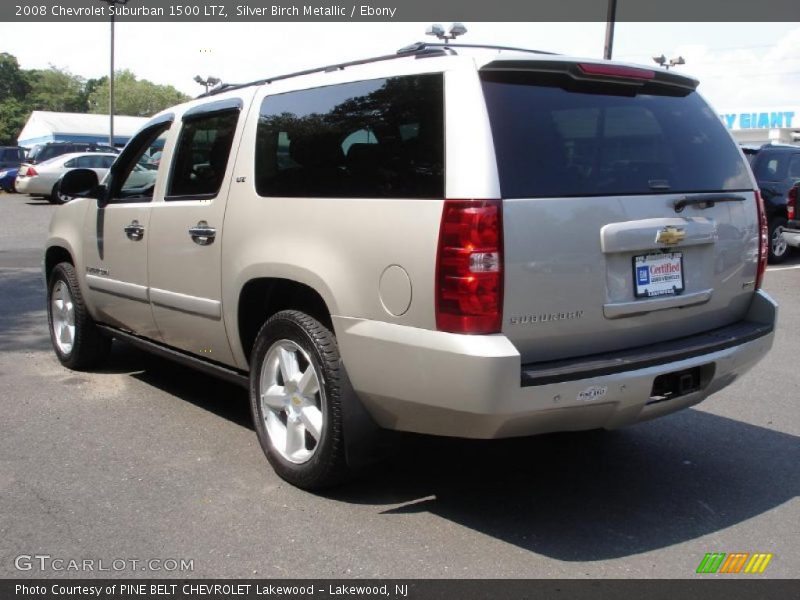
[249,310,351,490]
[768,216,789,264]
[47,262,111,369]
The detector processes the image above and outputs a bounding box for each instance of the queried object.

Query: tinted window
[167,111,239,199]
[1,148,23,161]
[255,74,444,198]
[76,155,115,168]
[754,152,789,182]
[481,73,751,198]
[63,158,77,168]
[788,155,800,180]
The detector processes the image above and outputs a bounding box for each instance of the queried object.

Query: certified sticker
[577,385,608,402]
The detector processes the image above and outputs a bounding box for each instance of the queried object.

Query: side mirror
[60,168,108,207]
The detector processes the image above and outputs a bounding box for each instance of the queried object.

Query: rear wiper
[673,193,746,213]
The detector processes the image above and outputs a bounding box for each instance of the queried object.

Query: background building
[719,107,800,145]
[17,111,148,149]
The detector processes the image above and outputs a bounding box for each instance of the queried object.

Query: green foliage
[25,65,87,112]
[88,69,190,117]
[0,53,29,99]
[0,54,30,144]
[0,97,29,146]
[0,54,192,144]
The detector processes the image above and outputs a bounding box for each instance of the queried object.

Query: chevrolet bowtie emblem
[656,226,686,245]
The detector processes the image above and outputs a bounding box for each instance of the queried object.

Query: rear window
[255,74,444,198]
[481,72,751,198]
[1,148,24,162]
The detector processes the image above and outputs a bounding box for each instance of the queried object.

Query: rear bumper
[334,290,777,439]
[14,177,30,193]
[782,224,800,248]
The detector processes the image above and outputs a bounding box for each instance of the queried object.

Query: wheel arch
[44,243,75,283]
[236,276,335,365]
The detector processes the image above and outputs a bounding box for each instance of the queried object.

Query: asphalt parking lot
[0,191,797,579]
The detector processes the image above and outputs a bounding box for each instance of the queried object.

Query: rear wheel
[768,216,789,264]
[47,262,111,369]
[249,310,351,490]
[50,181,73,205]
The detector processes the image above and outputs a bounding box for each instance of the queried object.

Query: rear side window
[76,155,115,168]
[1,148,24,161]
[481,72,751,198]
[167,111,239,199]
[754,153,788,182]
[789,155,800,180]
[255,74,444,198]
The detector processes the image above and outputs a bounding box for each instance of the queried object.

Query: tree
[25,66,87,113]
[0,54,30,145]
[0,98,29,145]
[0,53,29,99]
[88,70,190,117]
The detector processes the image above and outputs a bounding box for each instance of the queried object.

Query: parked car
[17,152,152,204]
[0,146,26,170]
[0,167,19,192]
[51,43,776,489]
[742,143,800,263]
[781,183,800,251]
[27,142,119,165]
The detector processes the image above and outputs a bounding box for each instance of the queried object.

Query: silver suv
[48,43,777,489]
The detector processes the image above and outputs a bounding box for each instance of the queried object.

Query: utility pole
[99,0,130,147]
[604,0,617,60]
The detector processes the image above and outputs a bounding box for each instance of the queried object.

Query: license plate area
[633,252,684,298]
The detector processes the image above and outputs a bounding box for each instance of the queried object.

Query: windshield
[481,72,752,198]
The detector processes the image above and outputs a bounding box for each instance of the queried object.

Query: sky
[1,21,799,113]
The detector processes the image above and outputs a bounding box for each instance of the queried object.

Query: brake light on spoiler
[577,63,656,80]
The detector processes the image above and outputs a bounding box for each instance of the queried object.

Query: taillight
[788,186,797,221]
[755,190,768,290]
[436,199,503,334]
[24,166,37,177]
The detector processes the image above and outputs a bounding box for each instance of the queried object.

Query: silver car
[17,152,154,204]
[47,43,776,489]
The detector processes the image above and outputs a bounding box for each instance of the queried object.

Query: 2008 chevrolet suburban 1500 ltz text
[47,42,777,489]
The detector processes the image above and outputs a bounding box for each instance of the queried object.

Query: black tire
[50,181,72,205]
[768,216,789,264]
[47,262,111,370]
[249,310,351,490]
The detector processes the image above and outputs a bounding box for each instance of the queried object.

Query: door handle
[188,220,216,246]
[124,220,145,241]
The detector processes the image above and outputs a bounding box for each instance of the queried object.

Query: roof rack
[396,42,557,56]
[198,42,556,98]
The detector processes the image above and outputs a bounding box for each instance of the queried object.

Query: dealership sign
[719,109,798,130]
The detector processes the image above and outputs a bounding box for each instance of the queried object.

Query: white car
[16,152,154,204]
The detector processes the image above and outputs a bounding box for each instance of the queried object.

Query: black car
[27,142,119,165]
[0,146,26,170]
[743,143,800,263]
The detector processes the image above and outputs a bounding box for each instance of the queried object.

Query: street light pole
[194,75,221,95]
[604,0,617,60]
[109,7,114,146]
[99,0,130,147]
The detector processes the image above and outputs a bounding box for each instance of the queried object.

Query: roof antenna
[426,23,468,43]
